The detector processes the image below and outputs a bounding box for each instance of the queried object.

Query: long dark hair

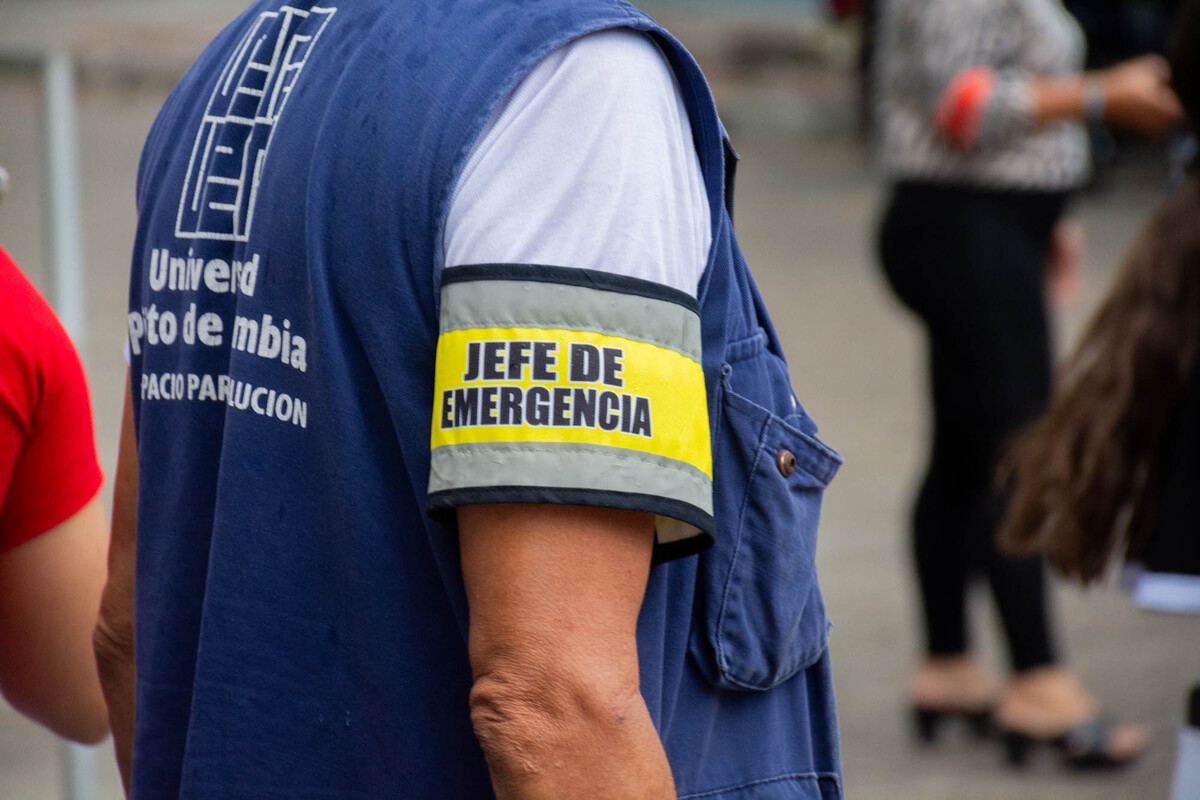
[999,0,1200,582]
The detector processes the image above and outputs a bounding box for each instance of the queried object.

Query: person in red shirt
[0,246,108,744]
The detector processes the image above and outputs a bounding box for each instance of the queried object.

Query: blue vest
[127,2,843,797]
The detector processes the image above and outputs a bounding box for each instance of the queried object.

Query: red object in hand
[0,247,103,550]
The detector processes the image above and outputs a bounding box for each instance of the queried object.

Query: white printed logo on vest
[175,4,337,242]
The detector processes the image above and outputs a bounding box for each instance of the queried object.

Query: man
[97,2,844,797]
[0,246,108,745]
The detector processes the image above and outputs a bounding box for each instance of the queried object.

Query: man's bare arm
[95,372,137,794]
[458,504,675,800]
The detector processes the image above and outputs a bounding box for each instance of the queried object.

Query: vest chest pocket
[690,336,842,691]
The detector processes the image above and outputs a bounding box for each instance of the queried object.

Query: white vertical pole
[42,49,87,346]
[60,745,99,800]
[41,49,99,800]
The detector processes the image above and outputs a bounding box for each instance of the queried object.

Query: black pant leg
[880,183,1062,672]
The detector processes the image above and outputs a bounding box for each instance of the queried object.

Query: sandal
[909,657,999,744]
[912,703,994,743]
[999,715,1147,769]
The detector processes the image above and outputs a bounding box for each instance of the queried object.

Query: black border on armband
[428,486,715,563]
[441,263,701,314]
[649,532,714,565]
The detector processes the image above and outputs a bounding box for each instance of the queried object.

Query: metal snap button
[776,448,797,478]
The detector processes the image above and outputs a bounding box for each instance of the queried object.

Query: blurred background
[1,0,1198,797]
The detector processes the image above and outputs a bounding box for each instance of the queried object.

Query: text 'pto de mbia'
[128,247,311,430]
[126,249,306,372]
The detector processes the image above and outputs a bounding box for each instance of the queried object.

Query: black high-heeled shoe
[998,716,1145,770]
[911,705,995,744]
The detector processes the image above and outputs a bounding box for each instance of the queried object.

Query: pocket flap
[691,364,842,691]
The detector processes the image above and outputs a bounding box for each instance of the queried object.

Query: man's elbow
[469,660,644,776]
[93,613,133,690]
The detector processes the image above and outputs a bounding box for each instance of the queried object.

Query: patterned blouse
[875,0,1090,191]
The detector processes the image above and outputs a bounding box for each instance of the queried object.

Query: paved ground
[2,2,1199,798]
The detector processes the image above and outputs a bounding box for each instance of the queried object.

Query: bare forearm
[458,504,674,799]
[1031,57,1183,135]
[1030,75,1088,125]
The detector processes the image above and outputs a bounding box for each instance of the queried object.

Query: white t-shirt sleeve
[443,28,711,297]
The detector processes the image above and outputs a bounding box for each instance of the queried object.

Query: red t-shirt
[0,247,103,551]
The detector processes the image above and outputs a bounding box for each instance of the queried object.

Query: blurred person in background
[0,245,108,745]
[874,0,1183,768]
[1002,0,1200,785]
